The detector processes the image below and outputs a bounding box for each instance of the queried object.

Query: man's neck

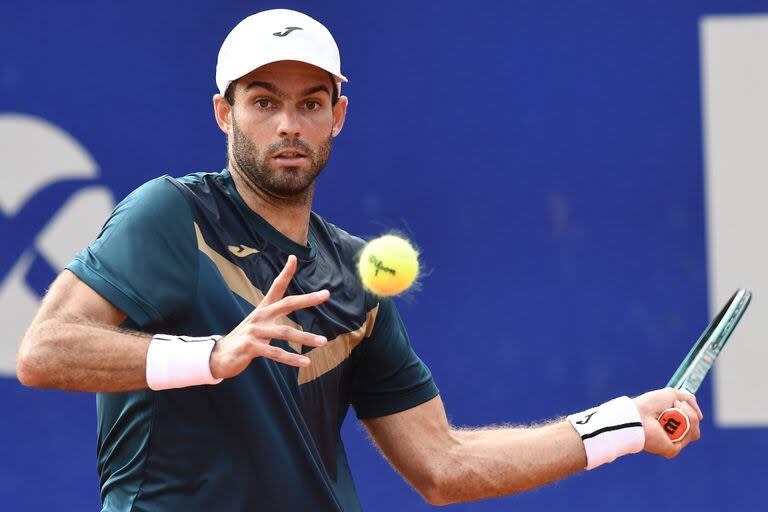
[228,164,314,246]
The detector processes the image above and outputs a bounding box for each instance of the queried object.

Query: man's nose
[277,108,301,138]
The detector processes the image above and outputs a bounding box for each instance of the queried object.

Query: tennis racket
[658,288,752,442]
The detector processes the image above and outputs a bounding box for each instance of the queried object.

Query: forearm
[431,421,585,504]
[17,317,151,392]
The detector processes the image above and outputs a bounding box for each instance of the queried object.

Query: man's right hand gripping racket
[659,288,752,441]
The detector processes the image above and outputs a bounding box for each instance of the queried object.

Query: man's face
[220,60,347,198]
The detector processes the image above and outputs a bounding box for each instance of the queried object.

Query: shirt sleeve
[65,176,198,328]
[350,298,439,419]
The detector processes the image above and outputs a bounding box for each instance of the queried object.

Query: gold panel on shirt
[193,223,378,386]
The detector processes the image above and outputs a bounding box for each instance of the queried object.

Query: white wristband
[567,396,645,470]
[146,334,223,391]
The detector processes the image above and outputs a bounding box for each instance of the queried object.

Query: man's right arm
[16,255,329,393]
[16,270,150,392]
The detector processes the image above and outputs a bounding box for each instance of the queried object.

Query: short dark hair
[224,73,340,106]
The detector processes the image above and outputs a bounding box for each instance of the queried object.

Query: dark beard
[231,115,332,197]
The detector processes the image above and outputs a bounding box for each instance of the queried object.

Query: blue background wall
[2,1,767,510]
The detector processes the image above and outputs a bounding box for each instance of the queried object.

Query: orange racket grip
[657,407,690,442]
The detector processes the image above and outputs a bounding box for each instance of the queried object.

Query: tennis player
[16,9,702,511]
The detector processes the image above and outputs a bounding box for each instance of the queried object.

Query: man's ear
[331,95,348,137]
[213,94,233,135]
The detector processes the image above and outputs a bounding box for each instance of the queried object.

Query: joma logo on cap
[273,27,302,37]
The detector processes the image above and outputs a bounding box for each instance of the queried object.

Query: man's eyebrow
[244,81,331,99]
[245,81,288,98]
[300,84,332,98]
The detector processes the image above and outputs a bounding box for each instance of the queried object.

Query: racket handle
[657,407,690,442]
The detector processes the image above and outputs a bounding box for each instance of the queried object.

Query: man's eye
[305,100,321,111]
[256,99,271,108]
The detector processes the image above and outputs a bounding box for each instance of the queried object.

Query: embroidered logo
[273,27,303,37]
[575,411,597,425]
[228,244,260,257]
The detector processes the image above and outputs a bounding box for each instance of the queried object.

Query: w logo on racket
[0,114,115,376]
[662,417,682,435]
[658,408,690,443]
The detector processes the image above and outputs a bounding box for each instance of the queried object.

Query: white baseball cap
[215,9,347,97]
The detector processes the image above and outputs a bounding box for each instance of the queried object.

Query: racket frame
[667,288,752,395]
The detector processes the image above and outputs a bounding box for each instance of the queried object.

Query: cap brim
[221,57,347,95]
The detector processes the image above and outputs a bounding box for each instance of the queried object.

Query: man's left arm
[362,390,702,506]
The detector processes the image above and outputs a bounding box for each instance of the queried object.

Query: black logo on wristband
[576,411,597,425]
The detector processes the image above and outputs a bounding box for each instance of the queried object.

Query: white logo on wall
[701,15,768,426]
[0,114,115,377]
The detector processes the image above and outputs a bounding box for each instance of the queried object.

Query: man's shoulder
[156,170,234,216]
[171,169,224,186]
[104,174,198,248]
[117,175,191,221]
[120,171,220,209]
[164,169,227,196]
[310,213,379,312]
[310,212,366,258]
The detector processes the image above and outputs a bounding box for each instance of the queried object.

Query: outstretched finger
[263,289,331,318]
[261,255,297,308]
[255,343,311,368]
[252,324,327,348]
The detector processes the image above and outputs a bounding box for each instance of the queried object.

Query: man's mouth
[272,149,308,164]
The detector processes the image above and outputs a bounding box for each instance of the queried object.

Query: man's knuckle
[251,326,272,344]
[246,339,262,354]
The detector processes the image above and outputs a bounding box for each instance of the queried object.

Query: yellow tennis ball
[358,235,419,296]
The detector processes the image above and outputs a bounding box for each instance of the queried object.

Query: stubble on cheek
[230,114,333,197]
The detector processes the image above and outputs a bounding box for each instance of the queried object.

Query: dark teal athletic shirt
[65,169,438,512]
